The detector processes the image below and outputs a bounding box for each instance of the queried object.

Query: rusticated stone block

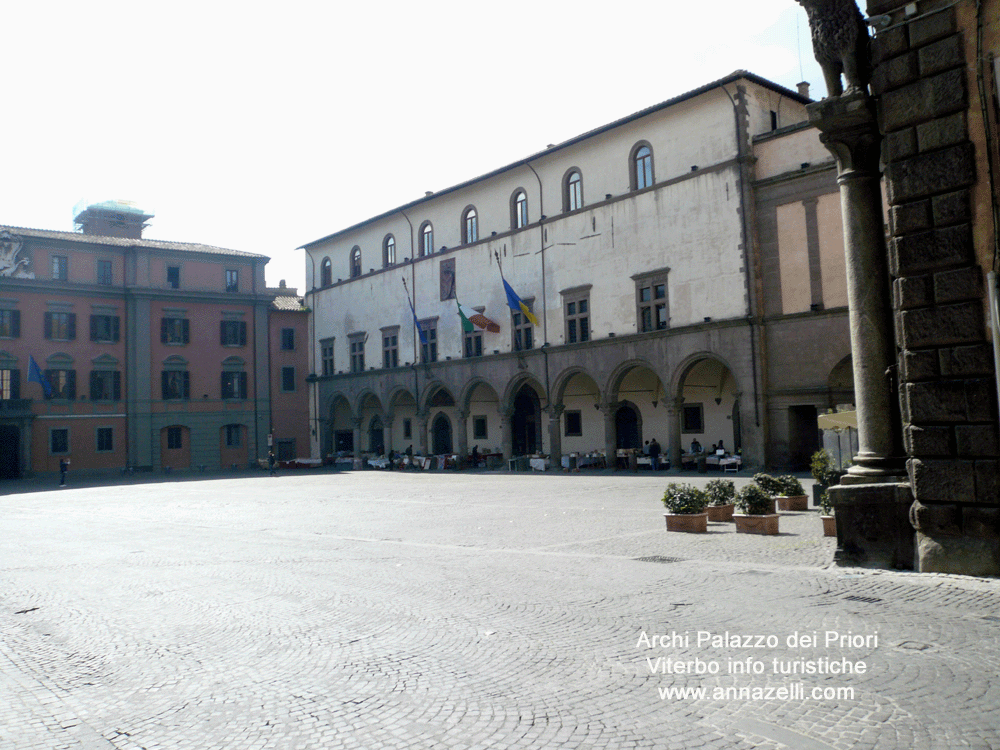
[885,143,975,204]
[918,34,964,76]
[880,69,966,131]
[905,424,951,455]
[871,51,919,95]
[975,460,1000,502]
[901,349,939,380]
[932,190,971,226]
[963,506,1000,539]
[891,200,932,234]
[966,378,998,421]
[871,23,909,64]
[910,499,962,536]
[885,127,917,161]
[894,274,933,308]
[910,458,975,501]
[940,343,994,377]
[899,301,984,348]
[906,380,968,421]
[955,425,1000,457]
[916,111,967,152]
[893,224,970,274]
[909,9,956,47]
[933,266,982,304]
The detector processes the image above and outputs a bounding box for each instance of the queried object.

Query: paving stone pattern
[1,472,998,749]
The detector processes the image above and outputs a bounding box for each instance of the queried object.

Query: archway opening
[432,413,453,454]
[512,385,541,456]
[0,425,20,479]
[615,401,641,450]
[369,415,385,455]
[678,358,740,455]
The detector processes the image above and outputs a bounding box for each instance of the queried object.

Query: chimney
[797,81,810,99]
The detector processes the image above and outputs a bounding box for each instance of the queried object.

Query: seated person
[690,439,702,454]
[716,440,726,456]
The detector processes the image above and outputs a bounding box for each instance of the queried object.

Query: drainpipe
[304,247,320,457]
[252,259,259,464]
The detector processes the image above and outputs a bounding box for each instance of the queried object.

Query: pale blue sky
[3,0,828,292]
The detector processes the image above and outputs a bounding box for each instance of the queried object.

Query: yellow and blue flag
[502,279,539,327]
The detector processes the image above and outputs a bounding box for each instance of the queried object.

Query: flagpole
[494,251,519,350]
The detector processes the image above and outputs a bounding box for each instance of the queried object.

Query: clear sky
[3,0,827,294]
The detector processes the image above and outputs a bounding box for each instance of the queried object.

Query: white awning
[818,411,857,430]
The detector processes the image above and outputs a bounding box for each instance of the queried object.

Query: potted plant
[750,473,780,514]
[734,483,780,535]
[820,489,836,537]
[704,478,736,522]
[773,474,809,512]
[810,449,840,507]
[661,483,709,533]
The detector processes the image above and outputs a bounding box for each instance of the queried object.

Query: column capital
[807,92,881,179]
[545,402,565,418]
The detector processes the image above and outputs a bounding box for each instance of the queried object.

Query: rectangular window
[89,370,121,401]
[96,427,113,452]
[220,320,247,346]
[382,333,398,369]
[161,318,190,344]
[276,439,295,461]
[0,369,20,400]
[90,314,120,342]
[281,366,295,392]
[463,329,483,358]
[44,312,76,341]
[221,371,248,400]
[403,418,412,440]
[682,404,704,433]
[166,426,183,450]
[50,428,69,454]
[167,266,180,289]
[420,320,438,363]
[97,260,113,286]
[349,336,365,373]
[161,370,190,400]
[564,410,583,437]
[225,269,239,293]
[225,424,242,447]
[635,270,670,333]
[563,291,590,344]
[512,304,533,351]
[0,309,20,338]
[321,338,335,376]
[52,255,68,281]
[44,369,76,400]
[281,328,295,350]
[473,415,488,440]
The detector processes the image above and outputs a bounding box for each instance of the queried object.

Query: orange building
[0,202,309,479]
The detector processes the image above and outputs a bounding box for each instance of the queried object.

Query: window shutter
[90,371,99,400]
[183,371,190,399]
[160,318,168,343]
[182,319,190,343]
[66,370,76,400]
[11,310,20,338]
[112,316,120,342]
[220,321,226,346]
[44,313,52,339]
[220,371,227,399]
[10,369,20,399]
[239,322,247,346]
[68,314,76,340]
[239,372,247,399]
[161,371,169,399]
[113,371,121,401]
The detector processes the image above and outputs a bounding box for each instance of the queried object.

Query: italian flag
[457,300,501,333]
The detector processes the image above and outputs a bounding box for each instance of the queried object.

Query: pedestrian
[648,438,661,471]
[471,445,479,468]
[59,457,69,487]
[268,450,277,477]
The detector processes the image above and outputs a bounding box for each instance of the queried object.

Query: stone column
[384,415,394,456]
[455,409,469,462]
[500,407,513,461]
[546,403,564,468]
[601,402,619,470]
[416,411,429,456]
[352,417,363,457]
[667,397,683,471]
[809,93,913,569]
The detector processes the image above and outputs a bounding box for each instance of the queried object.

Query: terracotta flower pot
[706,504,735,522]
[734,513,780,535]
[776,495,809,512]
[822,515,836,536]
[664,512,709,533]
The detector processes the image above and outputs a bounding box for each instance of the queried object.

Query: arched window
[350,247,362,278]
[383,235,396,267]
[420,222,434,256]
[511,190,528,230]
[565,170,583,212]
[320,257,332,286]
[632,144,654,190]
[463,207,478,244]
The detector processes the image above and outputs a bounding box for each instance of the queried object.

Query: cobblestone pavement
[1,471,998,750]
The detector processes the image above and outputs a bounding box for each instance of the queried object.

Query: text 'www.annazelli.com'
[657,684,856,701]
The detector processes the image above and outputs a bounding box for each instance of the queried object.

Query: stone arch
[354,389,385,420]
[326,393,355,454]
[605,358,665,404]
[458,376,502,413]
[431,411,453,455]
[420,381,456,412]
[671,353,743,457]
[551,365,601,405]
[386,386,418,455]
[502,373,547,411]
[614,400,643,450]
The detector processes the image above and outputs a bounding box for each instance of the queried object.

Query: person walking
[648,439,662,471]
[268,450,277,477]
[59,458,69,487]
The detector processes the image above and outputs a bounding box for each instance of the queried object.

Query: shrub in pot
[734,483,779,535]
[661,483,709,533]
[753,473,784,497]
[774,474,809,511]
[704,478,736,522]
[820,489,836,536]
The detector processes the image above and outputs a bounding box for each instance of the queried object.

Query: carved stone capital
[807,92,881,178]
